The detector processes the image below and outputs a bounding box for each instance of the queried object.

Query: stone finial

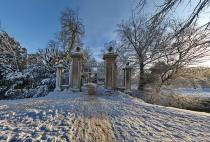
[108,46,113,52]
[76,47,81,52]
[87,83,97,95]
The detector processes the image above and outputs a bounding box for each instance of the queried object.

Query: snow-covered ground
[0,87,210,142]
[174,88,210,98]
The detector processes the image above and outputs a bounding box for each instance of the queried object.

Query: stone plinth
[103,51,118,90]
[87,83,97,95]
[69,47,85,91]
[55,63,64,91]
[88,72,92,83]
[123,63,132,93]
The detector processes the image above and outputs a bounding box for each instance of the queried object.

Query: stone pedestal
[88,72,92,83]
[103,49,118,90]
[69,47,85,91]
[123,63,132,93]
[87,83,97,95]
[55,63,64,91]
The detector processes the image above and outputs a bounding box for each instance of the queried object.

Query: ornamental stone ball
[76,47,81,52]
[108,46,113,52]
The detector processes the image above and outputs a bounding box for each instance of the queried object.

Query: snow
[0,87,210,141]
[174,88,210,98]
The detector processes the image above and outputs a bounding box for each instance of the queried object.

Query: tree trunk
[138,62,145,90]
[68,31,77,56]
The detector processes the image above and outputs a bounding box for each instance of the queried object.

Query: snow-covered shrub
[18,64,55,98]
[33,85,49,98]
[0,62,55,99]
[0,30,56,99]
[4,88,23,99]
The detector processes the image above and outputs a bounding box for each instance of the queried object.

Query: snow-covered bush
[0,31,56,99]
[1,64,55,99]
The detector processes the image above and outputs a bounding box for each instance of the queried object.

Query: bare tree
[47,39,60,57]
[117,14,169,90]
[83,46,93,62]
[60,8,85,56]
[157,21,210,86]
[37,39,65,71]
[43,8,85,70]
[138,0,210,33]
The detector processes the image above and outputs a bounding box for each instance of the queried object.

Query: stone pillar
[88,72,92,83]
[69,62,72,87]
[55,63,64,91]
[123,62,132,93]
[103,47,118,90]
[69,47,85,91]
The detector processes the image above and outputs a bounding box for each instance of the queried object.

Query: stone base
[69,88,80,92]
[87,83,97,95]
[54,87,61,92]
[61,85,69,90]
[104,89,115,95]
[116,87,125,92]
[124,90,132,95]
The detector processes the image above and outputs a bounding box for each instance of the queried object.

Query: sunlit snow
[0,87,209,141]
[175,88,210,98]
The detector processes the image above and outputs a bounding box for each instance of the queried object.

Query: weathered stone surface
[87,83,97,95]
[103,51,118,90]
[69,48,85,90]
[55,63,64,91]
[123,63,132,92]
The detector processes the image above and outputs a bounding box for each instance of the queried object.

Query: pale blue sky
[0,0,209,65]
[0,0,140,54]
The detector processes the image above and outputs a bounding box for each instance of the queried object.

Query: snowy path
[0,88,210,142]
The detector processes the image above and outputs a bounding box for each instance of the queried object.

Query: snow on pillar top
[123,62,133,70]
[70,47,85,60]
[103,46,118,61]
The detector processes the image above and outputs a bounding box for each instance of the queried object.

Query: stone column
[123,62,132,93]
[103,47,118,90]
[88,72,92,83]
[69,47,85,91]
[55,63,64,91]
[69,62,72,87]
